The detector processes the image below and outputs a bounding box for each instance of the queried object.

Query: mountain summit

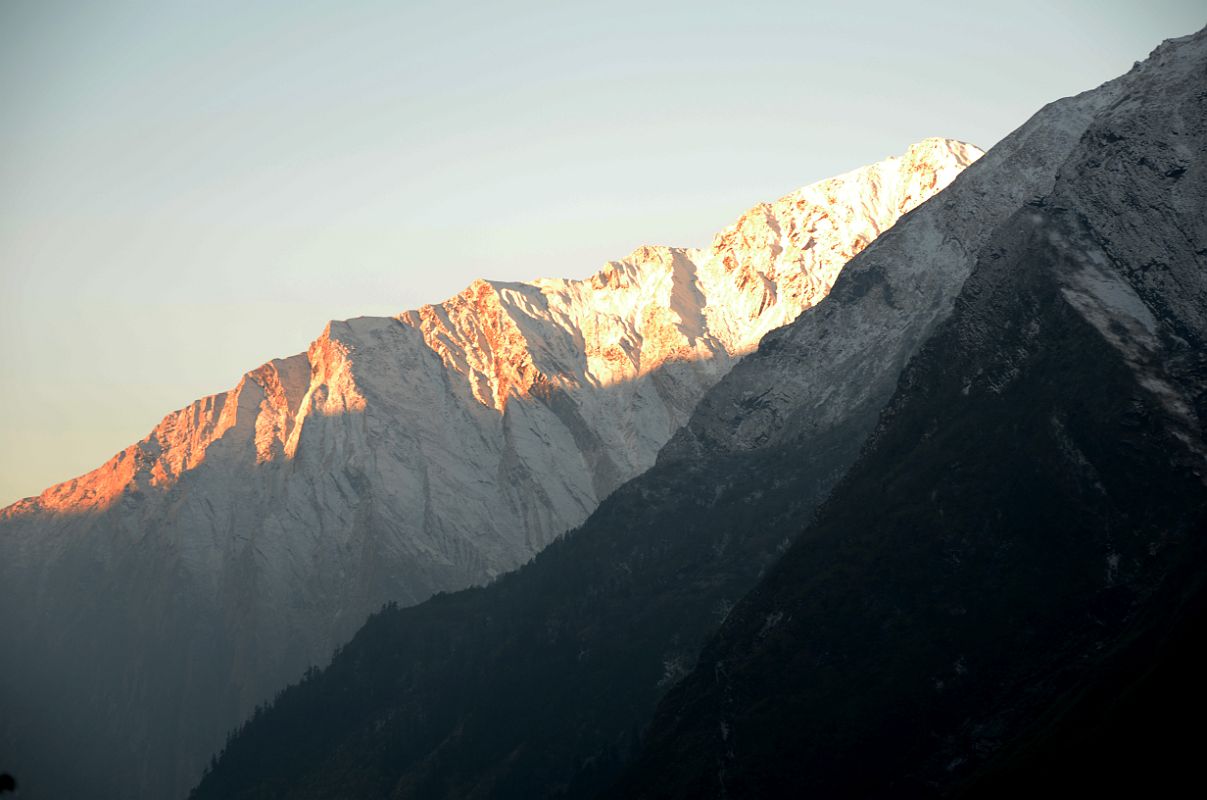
[0,138,977,800]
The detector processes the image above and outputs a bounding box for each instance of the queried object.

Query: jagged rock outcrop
[0,139,977,800]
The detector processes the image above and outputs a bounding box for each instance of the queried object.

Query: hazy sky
[0,1,1202,506]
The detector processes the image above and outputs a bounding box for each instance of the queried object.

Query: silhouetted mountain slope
[189,438,825,800]
[186,32,1146,800]
[957,515,1207,798]
[613,27,1207,799]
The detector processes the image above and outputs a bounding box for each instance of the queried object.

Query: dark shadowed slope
[187,39,1140,800]
[613,27,1207,799]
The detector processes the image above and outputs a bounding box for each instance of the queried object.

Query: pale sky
[1,0,1202,506]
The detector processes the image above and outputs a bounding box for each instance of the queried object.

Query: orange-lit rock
[10,139,978,525]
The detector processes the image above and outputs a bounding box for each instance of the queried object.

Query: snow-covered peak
[3,138,977,523]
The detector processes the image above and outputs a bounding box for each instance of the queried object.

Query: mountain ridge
[185,28,1204,800]
[0,138,978,800]
[3,137,976,520]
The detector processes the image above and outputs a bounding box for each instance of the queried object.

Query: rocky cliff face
[0,139,976,800]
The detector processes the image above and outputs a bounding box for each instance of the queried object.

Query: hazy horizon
[2,0,1203,506]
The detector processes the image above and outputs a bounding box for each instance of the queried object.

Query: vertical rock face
[0,139,977,800]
